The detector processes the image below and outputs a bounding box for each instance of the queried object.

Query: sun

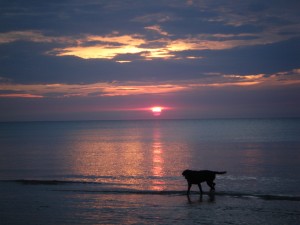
[152,107,162,113]
[151,106,163,116]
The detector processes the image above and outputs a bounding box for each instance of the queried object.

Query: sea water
[0,119,300,224]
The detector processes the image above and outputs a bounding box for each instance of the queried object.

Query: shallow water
[1,181,300,225]
[1,119,300,224]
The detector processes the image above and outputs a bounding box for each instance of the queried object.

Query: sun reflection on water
[151,126,166,191]
[67,123,168,191]
[242,144,264,175]
[68,128,146,185]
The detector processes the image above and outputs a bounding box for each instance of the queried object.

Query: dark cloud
[200,37,300,75]
[0,36,299,83]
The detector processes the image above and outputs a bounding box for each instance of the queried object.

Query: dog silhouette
[182,170,226,195]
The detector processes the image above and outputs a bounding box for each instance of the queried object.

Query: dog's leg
[197,183,203,194]
[187,182,192,195]
[206,181,215,191]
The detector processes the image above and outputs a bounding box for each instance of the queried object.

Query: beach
[1,180,300,225]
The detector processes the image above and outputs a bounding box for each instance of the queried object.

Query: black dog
[182,170,226,195]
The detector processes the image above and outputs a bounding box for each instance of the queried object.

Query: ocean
[1,119,300,224]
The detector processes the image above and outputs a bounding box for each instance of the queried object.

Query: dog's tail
[214,171,226,175]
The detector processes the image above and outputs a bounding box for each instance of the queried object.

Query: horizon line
[1,116,300,123]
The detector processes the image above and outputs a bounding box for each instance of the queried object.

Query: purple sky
[0,0,300,121]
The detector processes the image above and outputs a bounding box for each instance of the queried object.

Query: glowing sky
[0,0,300,121]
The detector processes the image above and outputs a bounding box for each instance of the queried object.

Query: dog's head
[182,169,190,177]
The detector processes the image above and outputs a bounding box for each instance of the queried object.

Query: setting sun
[151,106,163,116]
[152,107,162,112]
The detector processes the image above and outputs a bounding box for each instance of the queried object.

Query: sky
[0,0,300,121]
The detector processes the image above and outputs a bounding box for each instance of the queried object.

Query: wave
[3,179,300,201]
[54,189,300,201]
[4,179,102,185]
[215,192,300,201]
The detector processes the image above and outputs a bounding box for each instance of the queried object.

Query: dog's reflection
[187,192,215,203]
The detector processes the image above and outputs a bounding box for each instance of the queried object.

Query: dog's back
[182,170,226,183]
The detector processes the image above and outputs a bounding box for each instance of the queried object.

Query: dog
[182,170,226,195]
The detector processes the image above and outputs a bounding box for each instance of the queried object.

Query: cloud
[0,0,299,66]
[0,30,72,44]
[1,69,299,98]
[132,13,176,23]
[144,25,170,36]
[0,93,43,98]
[0,81,186,98]
[1,14,298,63]
[49,34,147,60]
[43,28,298,61]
